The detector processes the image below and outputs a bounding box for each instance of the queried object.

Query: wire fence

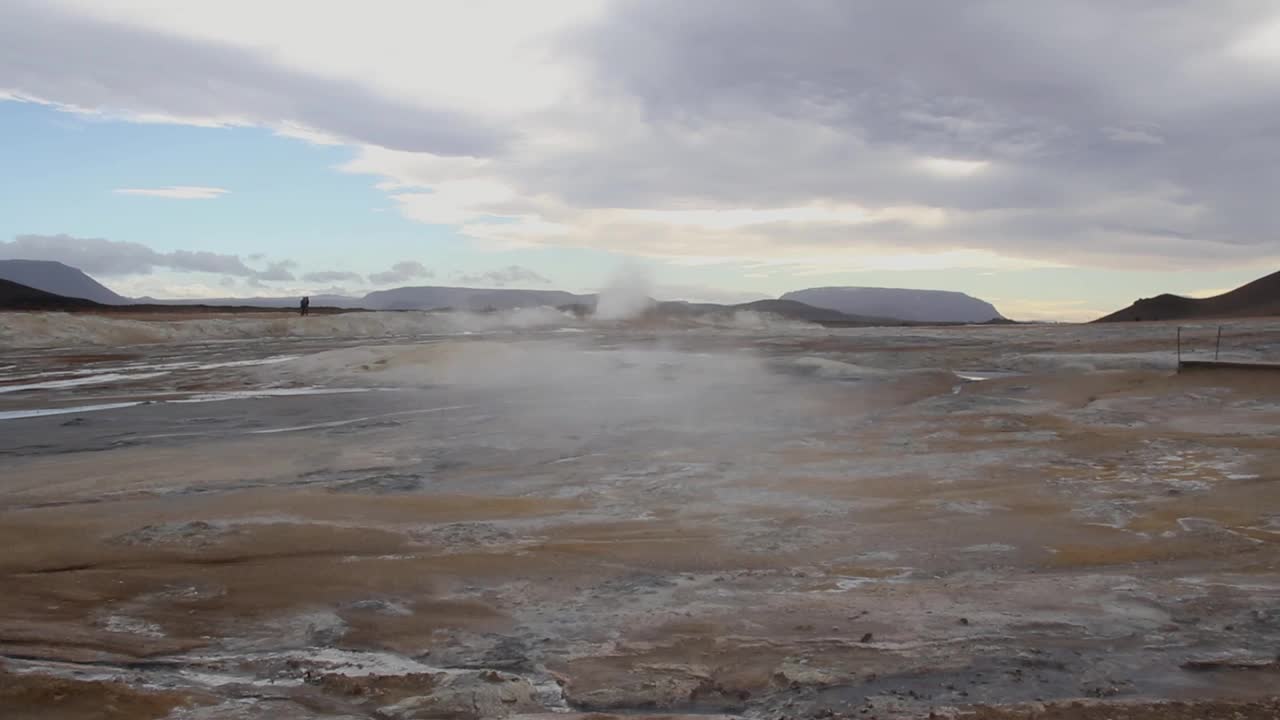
[1176,324,1280,368]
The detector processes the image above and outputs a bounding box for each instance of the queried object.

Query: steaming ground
[3,311,1280,719]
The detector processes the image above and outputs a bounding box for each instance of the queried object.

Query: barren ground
[1,312,1278,719]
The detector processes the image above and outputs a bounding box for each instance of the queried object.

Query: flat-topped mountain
[781,286,1004,323]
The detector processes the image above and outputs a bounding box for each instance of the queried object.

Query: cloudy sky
[2,0,1279,319]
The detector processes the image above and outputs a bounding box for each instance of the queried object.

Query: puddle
[247,405,472,435]
[192,355,300,370]
[0,401,148,421]
[172,387,378,403]
[954,370,1023,381]
[829,569,916,590]
[0,388,382,422]
[0,371,171,394]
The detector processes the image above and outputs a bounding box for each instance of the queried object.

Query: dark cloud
[302,270,364,284]
[520,0,1280,267]
[456,265,551,287]
[0,234,297,280]
[0,1,505,156]
[253,259,297,282]
[368,260,433,285]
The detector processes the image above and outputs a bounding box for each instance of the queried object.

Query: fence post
[1215,326,1222,361]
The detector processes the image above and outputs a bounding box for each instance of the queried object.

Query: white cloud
[2,2,505,154]
[624,204,943,230]
[114,185,229,200]
[1184,286,1232,299]
[1229,14,1280,63]
[389,179,519,225]
[990,299,1111,323]
[651,284,769,305]
[1102,126,1165,146]
[108,275,242,300]
[46,0,604,116]
[914,157,990,178]
[4,0,1280,280]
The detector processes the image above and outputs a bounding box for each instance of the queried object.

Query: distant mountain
[0,278,104,310]
[134,294,365,308]
[732,299,906,324]
[361,286,592,311]
[139,287,593,311]
[781,287,1004,323]
[0,260,127,304]
[0,259,1017,326]
[1095,268,1280,322]
[633,298,911,326]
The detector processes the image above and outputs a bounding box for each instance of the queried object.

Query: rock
[314,672,435,702]
[347,599,413,617]
[1181,655,1280,672]
[859,633,874,643]
[378,670,542,719]
[330,473,424,495]
[228,610,348,651]
[773,661,840,688]
[562,666,709,712]
[107,521,232,548]
[1251,608,1280,628]
[414,523,516,551]
[429,633,533,672]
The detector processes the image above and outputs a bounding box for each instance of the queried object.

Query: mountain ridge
[0,260,128,304]
[0,258,1011,325]
[0,278,106,310]
[1095,268,1280,322]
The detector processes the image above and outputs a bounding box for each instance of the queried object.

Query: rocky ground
[1,315,1279,718]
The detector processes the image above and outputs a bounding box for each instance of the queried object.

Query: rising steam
[593,262,656,321]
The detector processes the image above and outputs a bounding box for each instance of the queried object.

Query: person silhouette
[300,296,310,316]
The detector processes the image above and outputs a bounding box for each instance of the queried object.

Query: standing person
[300,296,310,317]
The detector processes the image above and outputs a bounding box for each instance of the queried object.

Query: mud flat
[1,312,1279,718]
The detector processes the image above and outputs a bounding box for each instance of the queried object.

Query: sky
[2,1,1279,321]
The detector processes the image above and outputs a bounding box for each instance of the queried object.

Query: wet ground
[1,311,1279,719]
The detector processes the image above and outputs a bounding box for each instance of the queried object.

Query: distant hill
[1096,268,1280,322]
[0,259,1017,326]
[629,298,911,326]
[781,287,1004,323]
[730,299,906,325]
[134,294,365,308]
[0,278,104,310]
[140,286,593,311]
[0,260,127,304]
[361,286,592,311]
